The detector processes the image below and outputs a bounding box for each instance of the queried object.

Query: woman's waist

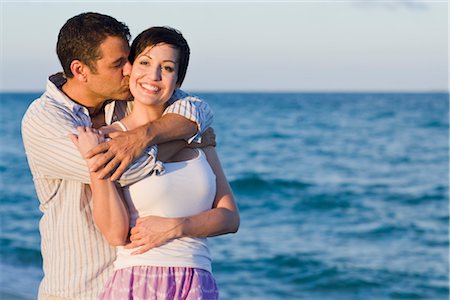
[114,237,211,271]
[117,237,209,260]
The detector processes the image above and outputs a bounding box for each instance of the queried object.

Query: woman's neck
[120,100,167,130]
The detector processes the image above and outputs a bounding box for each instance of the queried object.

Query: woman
[71,26,239,299]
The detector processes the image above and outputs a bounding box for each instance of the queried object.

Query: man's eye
[139,60,149,66]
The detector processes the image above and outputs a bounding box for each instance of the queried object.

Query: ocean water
[0,92,448,299]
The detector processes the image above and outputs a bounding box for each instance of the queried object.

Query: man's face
[85,36,132,102]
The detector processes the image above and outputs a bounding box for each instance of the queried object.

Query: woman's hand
[69,127,105,169]
[124,216,183,255]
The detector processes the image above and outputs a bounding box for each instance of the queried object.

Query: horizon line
[0,89,449,94]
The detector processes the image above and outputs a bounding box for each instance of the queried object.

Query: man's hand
[188,127,216,148]
[85,127,148,181]
[124,216,183,255]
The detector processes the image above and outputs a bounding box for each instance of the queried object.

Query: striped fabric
[165,89,214,144]
[21,73,213,299]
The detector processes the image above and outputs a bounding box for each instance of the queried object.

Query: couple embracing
[22,12,239,300]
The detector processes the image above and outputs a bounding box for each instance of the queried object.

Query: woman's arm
[125,146,240,255]
[70,127,129,246]
[180,146,240,237]
[89,169,129,246]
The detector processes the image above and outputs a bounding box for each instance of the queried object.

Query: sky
[0,0,448,92]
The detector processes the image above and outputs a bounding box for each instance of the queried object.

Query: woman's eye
[139,60,149,66]
[162,66,174,72]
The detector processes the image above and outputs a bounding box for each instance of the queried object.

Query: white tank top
[113,147,217,272]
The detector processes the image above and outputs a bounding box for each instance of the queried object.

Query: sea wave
[230,176,312,193]
[294,191,355,211]
[386,188,448,205]
[214,252,448,299]
[421,120,449,128]
[0,238,42,267]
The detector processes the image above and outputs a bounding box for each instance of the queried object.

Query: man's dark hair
[129,26,190,87]
[56,12,131,78]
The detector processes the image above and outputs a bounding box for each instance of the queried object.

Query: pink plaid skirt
[98,266,219,300]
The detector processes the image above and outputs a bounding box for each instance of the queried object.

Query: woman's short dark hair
[129,26,190,87]
[57,12,131,78]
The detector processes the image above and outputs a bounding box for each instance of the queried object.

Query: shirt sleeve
[116,145,163,187]
[163,89,214,144]
[22,104,156,186]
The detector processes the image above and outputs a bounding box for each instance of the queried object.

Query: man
[22,12,238,299]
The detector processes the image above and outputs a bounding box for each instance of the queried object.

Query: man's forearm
[142,113,197,146]
[89,114,197,181]
[156,140,187,162]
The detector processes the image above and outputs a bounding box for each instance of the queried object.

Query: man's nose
[123,61,132,76]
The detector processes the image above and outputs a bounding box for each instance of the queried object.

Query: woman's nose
[148,66,162,81]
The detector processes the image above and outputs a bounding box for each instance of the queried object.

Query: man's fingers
[88,151,114,173]
[97,156,123,179]
[85,142,109,159]
[108,131,122,139]
[110,161,128,181]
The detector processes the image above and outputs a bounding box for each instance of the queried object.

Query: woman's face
[129,43,179,107]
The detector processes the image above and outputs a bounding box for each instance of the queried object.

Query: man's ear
[70,60,88,83]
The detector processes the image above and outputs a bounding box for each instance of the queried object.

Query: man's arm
[124,146,240,254]
[86,92,214,181]
[87,114,196,180]
[155,127,217,163]
[22,108,95,184]
[22,108,156,187]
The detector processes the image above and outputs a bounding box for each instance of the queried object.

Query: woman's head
[129,26,190,87]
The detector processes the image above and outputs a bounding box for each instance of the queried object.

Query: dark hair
[129,26,190,87]
[56,12,131,78]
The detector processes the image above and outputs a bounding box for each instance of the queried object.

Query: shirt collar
[45,72,89,116]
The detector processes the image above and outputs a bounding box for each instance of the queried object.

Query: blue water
[0,92,448,299]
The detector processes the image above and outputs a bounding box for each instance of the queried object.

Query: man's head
[57,12,130,78]
[129,26,190,87]
[57,12,132,101]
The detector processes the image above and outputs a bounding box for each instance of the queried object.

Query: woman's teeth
[141,83,160,92]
